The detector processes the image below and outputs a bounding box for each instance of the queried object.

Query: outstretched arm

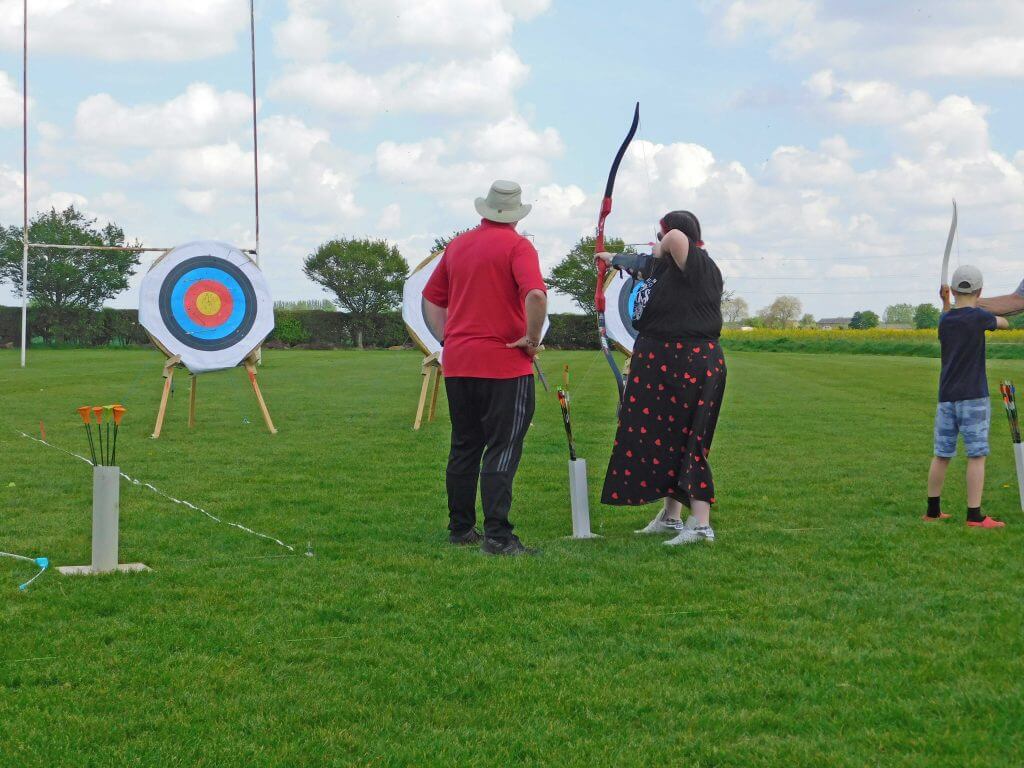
[995,316,1010,330]
[978,293,1024,316]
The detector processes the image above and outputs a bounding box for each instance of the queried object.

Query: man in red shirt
[423,180,548,556]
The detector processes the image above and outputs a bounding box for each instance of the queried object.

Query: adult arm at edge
[978,293,1024,316]
[423,299,447,343]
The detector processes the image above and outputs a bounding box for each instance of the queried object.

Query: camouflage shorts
[934,398,991,458]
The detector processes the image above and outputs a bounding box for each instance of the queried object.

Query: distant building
[818,317,852,330]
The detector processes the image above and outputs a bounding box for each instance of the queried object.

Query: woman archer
[596,210,726,546]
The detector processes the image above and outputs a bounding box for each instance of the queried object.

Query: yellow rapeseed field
[722,327,1024,344]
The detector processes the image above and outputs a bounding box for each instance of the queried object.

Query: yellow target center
[196,291,222,316]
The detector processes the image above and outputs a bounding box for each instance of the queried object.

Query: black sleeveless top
[632,243,723,341]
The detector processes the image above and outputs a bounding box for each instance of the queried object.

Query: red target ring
[184,279,234,328]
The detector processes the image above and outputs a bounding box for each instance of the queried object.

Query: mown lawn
[1,348,1022,767]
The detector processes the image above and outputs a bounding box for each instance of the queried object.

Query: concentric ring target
[159,256,258,351]
[139,241,275,374]
[604,270,640,356]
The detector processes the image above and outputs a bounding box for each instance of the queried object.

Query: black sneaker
[481,535,537,556]
[449,528,482,545]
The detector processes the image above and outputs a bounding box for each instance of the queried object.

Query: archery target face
[402,251,550,360]
[139,241,274,374]
[604,270,640,356]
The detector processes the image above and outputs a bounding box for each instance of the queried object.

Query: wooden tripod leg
[245,362,277,435]
[428,366,441,423]
[188,375,197,429]
[414,365,431,430]
[152,364,176,439]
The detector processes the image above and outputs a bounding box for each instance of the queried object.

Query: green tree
[547,235,627,314]
[303,238,408,348]
[0,206,141,343]
[799,313,816,328]
[913,303,941,329]
[883,303,914,325]
[756,295,802,329]
[431,229,472,254]
[849,310,880,329]
[722,295,749,325]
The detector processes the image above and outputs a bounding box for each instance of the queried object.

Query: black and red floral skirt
[601,336,726,507]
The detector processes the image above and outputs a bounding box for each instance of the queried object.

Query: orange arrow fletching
[92,406,104,423]
[112,405,127,425]
[77,406,92,424]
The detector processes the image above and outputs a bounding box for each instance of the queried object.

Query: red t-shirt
[423,220,547,379]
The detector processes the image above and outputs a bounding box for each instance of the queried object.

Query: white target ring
[139,240,275,374]
[402,251,550,360]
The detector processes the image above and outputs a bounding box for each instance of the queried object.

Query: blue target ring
[159,256,257,352]
[169,268,247,341]
[618,278,641,342]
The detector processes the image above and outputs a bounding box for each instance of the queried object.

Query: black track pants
[444,375,535,541]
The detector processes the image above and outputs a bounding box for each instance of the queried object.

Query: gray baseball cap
[950,264,983,293]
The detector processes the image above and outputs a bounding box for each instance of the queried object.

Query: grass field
[2,348,1023,766]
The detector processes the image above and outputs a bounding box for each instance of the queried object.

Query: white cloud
[177,189,218,216]
[805,71,992,158]
[712,0,1024,79]
[275,0,550,58]
[0,0,248,61]
[270,48,528,117]
[377,203,401,230]
[375,114,563,209]
[0,70,23,128]
[75,84,253,148]
[268,63,385,115]
[273,10,333,62]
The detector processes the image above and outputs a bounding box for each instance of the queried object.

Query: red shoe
[966,516,1005,528]
[922,513,951,521]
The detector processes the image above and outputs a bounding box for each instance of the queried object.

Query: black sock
[967,506,984,523]
[926,496,941,518]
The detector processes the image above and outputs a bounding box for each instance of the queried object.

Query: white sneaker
[664,525,715,546]
[635,509,694,535]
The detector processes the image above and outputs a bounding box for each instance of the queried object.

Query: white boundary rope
[17,431,295,552]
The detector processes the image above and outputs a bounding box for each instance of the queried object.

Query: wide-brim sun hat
[474,180,532,223]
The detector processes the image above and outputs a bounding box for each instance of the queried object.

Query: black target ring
[158,255,259,352]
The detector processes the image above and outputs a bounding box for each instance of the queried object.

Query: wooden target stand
[413,351,442,431]
[151,347,277,438]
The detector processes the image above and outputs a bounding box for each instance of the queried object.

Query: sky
[1,0,1024,319]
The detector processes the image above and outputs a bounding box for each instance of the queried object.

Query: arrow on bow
[594,102,640,403]
[941,198,957,288]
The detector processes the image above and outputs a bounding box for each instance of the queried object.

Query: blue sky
[2,0,1024,319]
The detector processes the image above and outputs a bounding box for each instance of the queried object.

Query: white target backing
[139,241,275,374]
[403,251,550,360]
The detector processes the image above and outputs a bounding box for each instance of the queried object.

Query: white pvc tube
[568,459,592,538]
[91,466,120,573]
[1014,443,1024,512]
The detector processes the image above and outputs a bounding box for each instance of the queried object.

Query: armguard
[611,251,654,280]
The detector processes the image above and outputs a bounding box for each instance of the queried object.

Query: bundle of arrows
[1000,381,1020,443]
[999,380,1024,512]
[76,405,127,466]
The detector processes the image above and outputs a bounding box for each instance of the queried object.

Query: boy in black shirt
[926,265,1009,527]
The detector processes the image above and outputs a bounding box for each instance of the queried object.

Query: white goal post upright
[17,1,264,367]
[20,0,28,367]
